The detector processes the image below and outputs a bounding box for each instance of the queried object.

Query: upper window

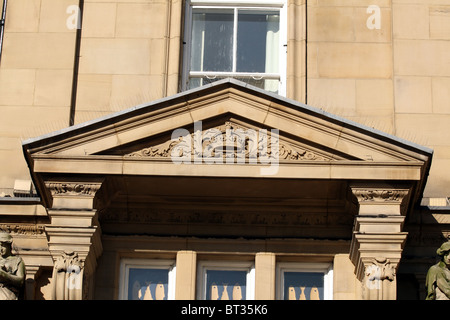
[118,258,176,300]
[276,263,333,300]
[182,0,287,95]
[197,260,255,300]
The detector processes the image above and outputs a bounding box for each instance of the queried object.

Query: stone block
[353,7,392,43]
[394,40,450,76]
[432,77,450,114]
[1,33,76,69]
[39,0,80,33]
[34,69,73,107]
[4,0,40,32]
[110,75,164,111]
[306,42,319,78]
[79,38,151,75]
[394,76,432,114]
[76,74,112,111]
[356,79,393,116]
[0,69,36,106]
[149,39,168,75]
[316,43,392,78]
[308,7,355,42]
[307,78,356,115]
[116,3,168,39]
[314,0,390,6]
[393,4,429,39]
[430,6,450,40]
[395,113,450,147]
[82,2,117,38]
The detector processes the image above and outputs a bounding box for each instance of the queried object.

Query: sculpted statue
[0,232,25,300]
[425,241,450,300]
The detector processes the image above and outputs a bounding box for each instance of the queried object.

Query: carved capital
[45,182,102,198]
[362,257,398,300]
[365,257,396,283]
[350,185,411,216]
[44,179,103,210]
[351,188,409,204]
[51,251,84,300]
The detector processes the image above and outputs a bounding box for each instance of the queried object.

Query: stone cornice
[30,156,424,181]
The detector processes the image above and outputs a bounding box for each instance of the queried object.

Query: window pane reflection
[191,9,234,72]
[128,268,169,300]
[284,272,324,300]
[237,11,280,73]
[206,270,246,300]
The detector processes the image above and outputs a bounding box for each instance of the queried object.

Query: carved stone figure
[0,232,25,300]
[425,241,450,300]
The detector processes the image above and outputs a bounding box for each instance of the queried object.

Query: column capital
[44,178,104,210]
[351,187,409,204]
[350,185,411,216]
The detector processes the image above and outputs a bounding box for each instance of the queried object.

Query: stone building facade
[0,0,449,300]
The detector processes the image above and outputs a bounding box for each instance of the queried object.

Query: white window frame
[197,260,255,300]
[276,262,333,300]
[118,258,176,300]
[182,0,287,96]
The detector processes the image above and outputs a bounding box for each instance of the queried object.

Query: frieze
[0,224,45,235]
[125,121,332,162]
[99,208,354,226]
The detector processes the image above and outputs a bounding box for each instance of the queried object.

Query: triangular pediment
[22,79,432,193]
[23,79,431,163]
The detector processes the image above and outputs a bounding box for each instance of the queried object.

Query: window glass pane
[128,268,169,300]
[237,10,279,73]
[206,270,246,300]
[283,272,324,300]
[191,9,234,72]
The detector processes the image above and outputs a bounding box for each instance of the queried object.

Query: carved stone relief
[0,224,45,236]
[45,182,101,197]
[363,257,397,300]
[352,189,409,203]
[52,251,84,300]
[124,121,333,162]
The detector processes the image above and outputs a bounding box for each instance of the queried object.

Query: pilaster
[175,251,197,300]
[255,253,276,300]
[44,179,103,300]
[349,185,410,300]
[24,265,40,300]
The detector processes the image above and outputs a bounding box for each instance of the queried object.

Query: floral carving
[125,121,331,161]
[46,183,101,197]
[352,189,409,203]
[0,224,45,235]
